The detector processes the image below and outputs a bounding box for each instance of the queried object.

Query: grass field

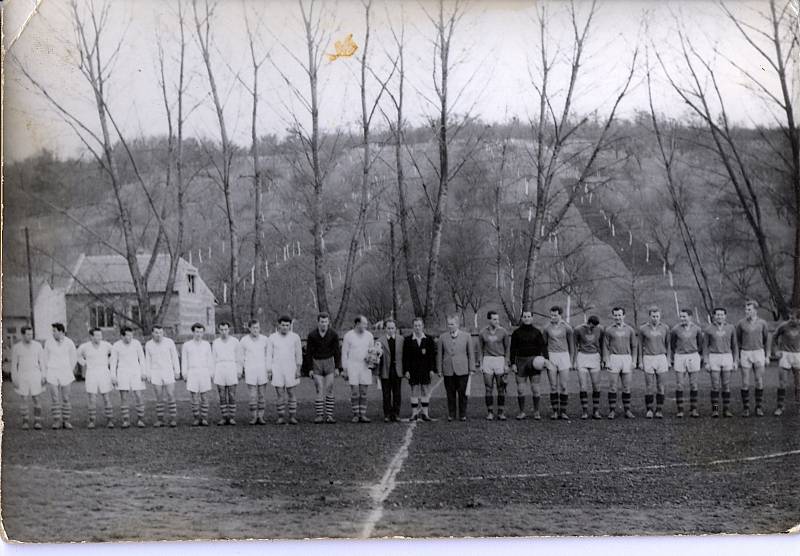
[1,365,799,543]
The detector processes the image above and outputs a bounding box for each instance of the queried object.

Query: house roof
[65,253,202,296]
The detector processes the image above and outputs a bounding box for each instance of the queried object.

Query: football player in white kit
[771,308,800,416]
[342,315,375,422]
[144,325,181,427]
[77,328,115,428]
[239,319,270,425]
[10,326,45,430]
[44,323,78,429]
[111,326,147,428]
[182,323,214,426]
[212,322,242,425]
[267,316,303,425]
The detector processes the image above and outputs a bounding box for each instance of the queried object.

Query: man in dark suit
[402,317,437,421]
[378,319,404,422]
[437,315,476,421]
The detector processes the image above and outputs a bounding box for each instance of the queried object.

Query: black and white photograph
[2,0,799,546]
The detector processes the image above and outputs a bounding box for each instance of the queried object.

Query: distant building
[1,276,66,345]
[64,253,216,342]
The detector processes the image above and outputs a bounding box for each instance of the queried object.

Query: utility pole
[25,227,36,336]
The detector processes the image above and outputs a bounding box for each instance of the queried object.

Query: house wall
[176,267,215,339]
[65,293,181,343]
[2,316,29,355]
[33,285,67,342]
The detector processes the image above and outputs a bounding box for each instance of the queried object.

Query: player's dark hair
[120,326,133,335]
[520,310,532,319]
[745,299,759,309]
[191,323,205,332]
[679,308,692,316]
[611,307,625,315]
[51,322,65,333]
[247,319,259,327]
[384,318,396,327]
[317,312,330,321]
[648,306,660,315]
[713,307,727,314]
[486,310,498,319]
[587,316,600,326]
[89,327,102,335]
[218,321,231,328]
[549,306,563,315]
[412,316,425,325]
[21,325,33,334]
[278,315,293,324]
[152,324,164,331]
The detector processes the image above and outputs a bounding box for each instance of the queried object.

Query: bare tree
[235,8,271,320]
[154,0,191,328]
[410,0,489,319]
[646,61,715,316]
[12,0,190,335]
[193,0,242,330]
[272,0,337,315]
[383,10,424,317]
[519,0,637,313]
[657,0,797,316]
[331,0,393,329]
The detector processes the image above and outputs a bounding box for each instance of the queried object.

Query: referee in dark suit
[403,317,437,421]
[378,320,404,422]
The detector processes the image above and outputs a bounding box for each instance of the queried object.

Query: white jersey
[212,336,241,386]
[78,341,112,372]
[342,329,374,374]
[44,337,77,386]
[10,340,45,396]
[145,337,181,385]
[181,339,213,393]
[212,336,240,367]
[239,333,270,385]
[78,340,114,395]
[267,331,303,373]
[111,339,146,391]
[11,341,45,377]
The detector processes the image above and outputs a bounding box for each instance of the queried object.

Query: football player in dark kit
[510,310,549,420]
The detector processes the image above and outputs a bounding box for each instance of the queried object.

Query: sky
[3,0,790,162]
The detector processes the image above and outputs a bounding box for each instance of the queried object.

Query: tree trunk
[333,1,373,329]
[195,0,240,330]
[423,0,451,320]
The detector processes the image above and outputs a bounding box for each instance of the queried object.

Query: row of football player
[474,301,800,421]
[7,301,800,429]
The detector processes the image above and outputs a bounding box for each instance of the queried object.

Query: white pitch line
[392,448,800,486]
[359,377,443,539]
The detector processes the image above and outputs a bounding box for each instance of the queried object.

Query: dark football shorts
[408,368,432,386]
[515,355,542,377]
[312,357,336,376]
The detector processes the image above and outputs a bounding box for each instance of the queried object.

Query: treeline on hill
[4,114,795,333]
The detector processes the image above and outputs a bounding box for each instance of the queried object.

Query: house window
[90,306,115,328]
[188,274,197,294]
[205,307,212,326]
[6,327,17,335]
